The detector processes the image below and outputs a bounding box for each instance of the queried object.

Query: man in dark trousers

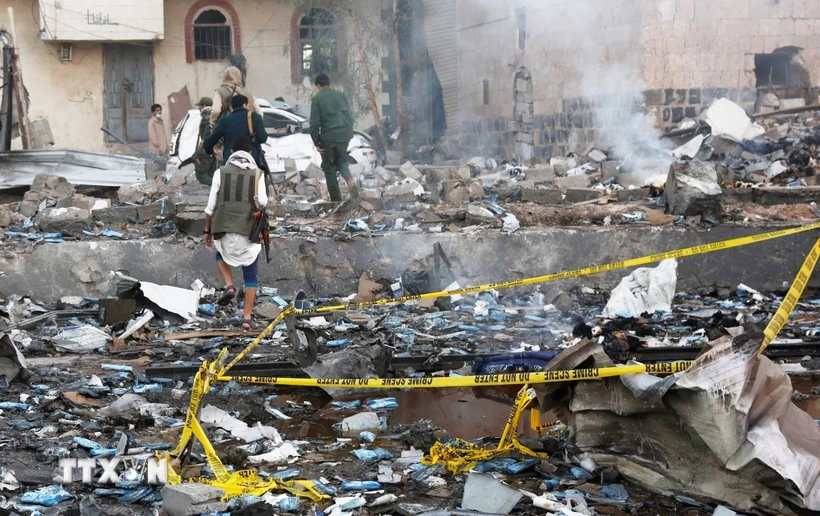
[204,94,267,166]
[310,74,357,202]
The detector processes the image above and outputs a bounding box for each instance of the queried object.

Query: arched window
[194,9,232,60]
[184,1,241,64]
[298,8,338,76]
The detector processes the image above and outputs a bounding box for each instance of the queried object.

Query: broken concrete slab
[399,161,423,181]
[465,205,502,227]
[35,207,92,234]
[175,211,206,235]
[616,187,650,202]
[521,188,562,205]
[564,188,604,203]
[92,206,138,224]
[549,157,577,176]
[554,174,591,190]
[22,173,75,204]
[723,186,820,205]
[300,163,325,181]
[525,166,554,184]
[665,160,722,216]
[587,149,607,162]
[57,194,110,212]
[161,483,227,516]
[602,161,621,180]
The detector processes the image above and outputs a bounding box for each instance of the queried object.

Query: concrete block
[525,166,554,184]
[23,173,75,204]
[564,188,604,203]
[300,163,325,181]
[136,203,164,220]
[616,187,650,202]
[57,194,107,211]
[35,207,91,234]
[666,160,722,216]
[18,200,39,218]
[550,157,577,176]
[554,175,591,190]
[385,150,402,167]
[466,205,502,227]
[93,206,138,224]
[161,483,226,516]
[521,188,563,205]
[175,212,206,236]
[399,161,423,181]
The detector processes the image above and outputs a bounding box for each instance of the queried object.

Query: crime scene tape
[218,361,694,388]
[758,236,820,358]
[422,384,555,474]
[219,221,820,377]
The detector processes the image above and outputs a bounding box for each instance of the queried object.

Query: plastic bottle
[0,402,29,410]
[279,496,299,512]
[341,481,381,491]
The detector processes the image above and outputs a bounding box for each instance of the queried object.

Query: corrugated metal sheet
[0,150,146,190]
[422,0,459,136]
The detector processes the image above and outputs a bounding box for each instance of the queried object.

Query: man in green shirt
[310,74,358,202]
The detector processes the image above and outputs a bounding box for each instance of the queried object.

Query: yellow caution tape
[422,384,564,474]
[218,361,694,389]
[220,222,820,377]
[292,222,820,316]
[757,237,820,358]
[162,349,329,502]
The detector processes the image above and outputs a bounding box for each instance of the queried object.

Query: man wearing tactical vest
[210,66,262,161]
[203,137,268,331]
[310,74,358,203]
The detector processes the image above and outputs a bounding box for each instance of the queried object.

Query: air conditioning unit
[59,43,73,62]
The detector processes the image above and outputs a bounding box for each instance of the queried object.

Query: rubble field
[0,98,818,516]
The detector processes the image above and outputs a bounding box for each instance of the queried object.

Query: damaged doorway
[103,44,154,142]
[513,67,533,162]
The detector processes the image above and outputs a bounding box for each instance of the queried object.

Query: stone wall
[459,84,820,160]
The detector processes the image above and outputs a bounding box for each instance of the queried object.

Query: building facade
[5,0,388,152]
[428,0,820,161]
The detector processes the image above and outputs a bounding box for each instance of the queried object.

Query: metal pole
[0,31,12,151]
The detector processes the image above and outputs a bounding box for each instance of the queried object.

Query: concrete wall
[6,0,387,153]
[444,0,820,160]
[1,226,817,302]
[39,0,165,41]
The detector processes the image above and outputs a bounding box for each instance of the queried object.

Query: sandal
[240,319,260,331]
[217,285,236,306]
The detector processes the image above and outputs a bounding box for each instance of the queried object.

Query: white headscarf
[226,150,257,170]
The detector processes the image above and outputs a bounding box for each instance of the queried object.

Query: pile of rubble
[0,251,818,515]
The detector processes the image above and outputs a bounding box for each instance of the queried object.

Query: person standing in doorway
[310,74,357,202]
[203,137,267,331]
[148,104,167,156]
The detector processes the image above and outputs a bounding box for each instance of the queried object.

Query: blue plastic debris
[279,496,300,512]
[19,485,74,506]
[311,479,337,496]
[118,487,153,503]
[366,398,399,410]
[570,466,594,480]
[351,448,393,461]
[326,339,350,348]
[133,384,162,394]
[0,402,29,410]
[331,400,361,410]
[601,484,628,501]
[271,469,300,480]
[101,364,134,372]
[359,431,376,443]
[340,481,381,491]
[458,325,480,331]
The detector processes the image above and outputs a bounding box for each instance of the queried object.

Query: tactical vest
[211,162,259,237]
